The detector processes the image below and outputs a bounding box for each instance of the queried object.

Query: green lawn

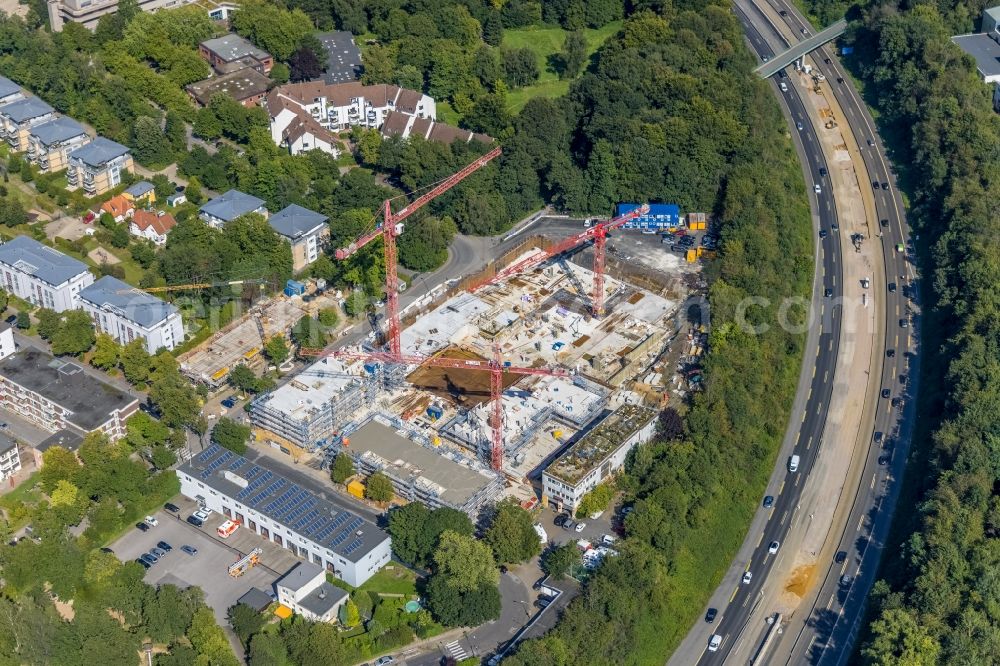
[356,565,419,597]
[502,21,623,113]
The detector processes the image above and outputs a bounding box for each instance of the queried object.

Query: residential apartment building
[380,110,493,147]
[78,275,184,353]
[264,81,435,156]
[0,432,20,484]
[542,404,657,512]
[269,204,328,272]
[199,34,274,75]
[178,443,392,587]
[47,0,234,31]
[26,117,91,173]
[0,235,94,312]
[0,347,138,441]
[67,137,134,196]
[129,209,176,246]
[275,561,348,622]
[0,76,24,106]
[199,189,267,228]
[0,97,56,152]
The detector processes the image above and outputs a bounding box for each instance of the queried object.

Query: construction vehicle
[228,547,262,578]
[469,203,650,318]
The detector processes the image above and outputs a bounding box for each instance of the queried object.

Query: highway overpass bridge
[754,17,847,77]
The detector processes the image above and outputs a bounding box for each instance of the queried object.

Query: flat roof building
[347,418,503,516]
[542,404,656,512]
[0,347,138,441]
[199,34,274,75]
[177,443,392,586]
[199,189,268,228]
[0,431,20,483]
[268,204,329,272]
[275,561,348,623]
[0,235,94,312]
[187,68,273,107]
[317,31,363,84]
[78,275,184,353]
[952,33,1000,83]
[0,76,23,106]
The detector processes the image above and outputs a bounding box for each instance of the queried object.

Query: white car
[144,515,158,527]
[814,184,822,194]
[708,634,722,652]
[742,571,753,584]
[574,522,586,533]
[768,541,780,555]
[193,509,210,522]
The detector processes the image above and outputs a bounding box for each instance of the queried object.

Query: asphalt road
[684,6,846,663]
[755,2,919,663]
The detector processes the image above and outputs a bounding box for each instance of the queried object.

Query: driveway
[44,214,89,242]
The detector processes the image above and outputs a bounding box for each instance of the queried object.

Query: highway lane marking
[780,510,789,526]
[870,473,876,489]
[812,365,816,378]
[730,587,739,603]
[857,515,864,531]
[743,594,752,608]
[831,274,837,286]
[824,370,829,383]
[757,533,764,548]
[794,474,801,487]
[826,595,835,610]
[828,338,833,351]
[778,481,785,495]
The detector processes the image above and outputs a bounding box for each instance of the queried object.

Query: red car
[83,212,95,224]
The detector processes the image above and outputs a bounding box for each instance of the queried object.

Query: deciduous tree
[329,452,354,485]
[364,471,394,503]
[212,418,251,454]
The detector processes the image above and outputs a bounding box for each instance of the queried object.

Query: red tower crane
[470,203,650,316]
[334,146,502,358]
[299,345,570,471]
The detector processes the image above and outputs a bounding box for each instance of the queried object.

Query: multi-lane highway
[757,1,919,663]
[684,6,846,663]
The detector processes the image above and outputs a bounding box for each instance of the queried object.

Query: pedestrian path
[444,640,468,661]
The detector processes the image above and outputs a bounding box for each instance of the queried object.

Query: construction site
[232,149,708,514]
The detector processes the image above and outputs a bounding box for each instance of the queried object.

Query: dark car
[899,374,907,385]
[164,503,180,513]
[872,180,880,190]
[824,58,832,64]
[136,558,151,570]
[899,318,908,328]
[779,9,787,15]
[535,597,552,609]
[824,288,833,298]
[819,167,827,177]
[881,182,889,190]
[873,431,883,443]
[878,455,890,466]
[705,608,718,623]
[831,222,839,231]
[891,397,902,408]
[881,389,891,399]
[888,282,897,293]
[156,541,172,552]
[554,514,568,528]
[181,545,198,556]
[3,315,15,325]
[136,522,150,532]
[221,398,236,409]
[867,138,874,147]
[763,495,775,509]
[142,551,158,564]
[499,565,508,575]
[840,574,853,587]
[186,515,204,527]
[886,349,895,358]
[819,229,828,239]
[835,551,847,564]
[837,77,844,84]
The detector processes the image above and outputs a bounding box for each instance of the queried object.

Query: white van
[779,81,788,92]
[789,455,800,472]
[709,634,722,652]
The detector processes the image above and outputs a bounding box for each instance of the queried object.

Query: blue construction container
[616,203,682,231]
[427,405,444,420]
[364,362,380,375]
[284,279,306,297]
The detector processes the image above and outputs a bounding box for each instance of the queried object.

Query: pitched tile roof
[132,209,176,236]
[101,195,134,219]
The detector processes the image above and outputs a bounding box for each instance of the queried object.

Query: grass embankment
[501,21,622,113]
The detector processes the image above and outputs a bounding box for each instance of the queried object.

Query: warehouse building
[542,404,657,512]
[178,444,391,587]
[347,417,503,516]
[0,235,94,312]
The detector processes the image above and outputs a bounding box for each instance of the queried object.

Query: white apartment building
[0,432,20,483]
[275,561,349,622]
[0,325,14,361]
[198,189,268,228]
[542,404,657,512]
[178,443,392,587]
[0,235,94,312]
[264,81,435,156]
[78,275,184,353]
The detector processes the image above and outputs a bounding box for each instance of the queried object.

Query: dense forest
[787,0,1000,662]
[501,2,813,664]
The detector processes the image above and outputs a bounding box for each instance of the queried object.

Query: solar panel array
[190,444,380,559]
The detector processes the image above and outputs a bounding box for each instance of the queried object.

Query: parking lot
[538,503,617,548]
[110,501,300,625]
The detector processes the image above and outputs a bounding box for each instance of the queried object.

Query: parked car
[375,657,394,666]
[181,545,198,556]
[164,503,180,513]
[873,431,883,444]
[136,522,150,533]
[554,514,569,528]
[563,519,575,531]
[574,522,586,533]
[144,516,158,527]
[534,597,551,609]
[878,455,890,466]
[221,397,237,409]
[193,509,210,521]
[763,495,774,509]
[3,315,15,325]
[835,551,847,564]
[156,541,172,552]
[136,558,151,569]
[142,551,159,564]
[187,515,204,527]
[840,574,853,587]
[150,547,167,559]
[705,608,718,623]
[881,389,891,399]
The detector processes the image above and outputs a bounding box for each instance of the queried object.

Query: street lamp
[514,599,530,618]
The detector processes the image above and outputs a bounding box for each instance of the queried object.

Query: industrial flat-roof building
[178,443,392,586]
[78,275,184,353]
[347,418,503,516]
[542,404,657,512]
[199,34,274,75]
[317,31,363,85]
[0,235,94,312]
[0,347,138,441]
[187,68,273,107]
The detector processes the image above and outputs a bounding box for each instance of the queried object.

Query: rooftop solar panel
[343,538,364,555]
